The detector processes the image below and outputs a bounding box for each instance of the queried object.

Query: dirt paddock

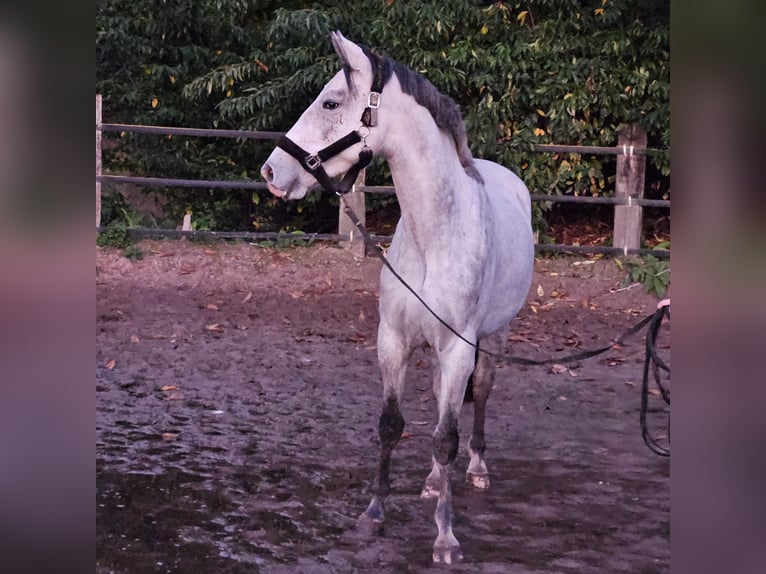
[96,241,670,573]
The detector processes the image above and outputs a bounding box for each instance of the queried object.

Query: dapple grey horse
[261,31,533,563]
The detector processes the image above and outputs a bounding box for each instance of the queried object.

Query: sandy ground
[96,241,670,573]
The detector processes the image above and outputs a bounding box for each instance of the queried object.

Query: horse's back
[475,159,532,224]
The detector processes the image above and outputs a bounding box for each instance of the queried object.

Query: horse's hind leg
[357,326,408,534]
[466,331,504,489]
[421,330,502,497]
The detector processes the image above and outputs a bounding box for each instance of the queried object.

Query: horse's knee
[433,411,459,465]
[379,397,405,447]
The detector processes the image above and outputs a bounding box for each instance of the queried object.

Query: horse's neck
[383,110,475,244]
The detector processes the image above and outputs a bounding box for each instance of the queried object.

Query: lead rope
[640,304,671,456]
[339,196,659,366]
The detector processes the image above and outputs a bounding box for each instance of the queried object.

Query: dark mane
[360,46,483,183]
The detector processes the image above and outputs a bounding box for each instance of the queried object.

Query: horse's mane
[359,46,483,184]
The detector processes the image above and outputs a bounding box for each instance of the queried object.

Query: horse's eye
[323,100,340,110]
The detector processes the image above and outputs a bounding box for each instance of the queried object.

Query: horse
[261,31,534,564]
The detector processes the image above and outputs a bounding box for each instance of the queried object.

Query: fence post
[96,94,102,229]
[613,123,647,253]
[338,170,367,257]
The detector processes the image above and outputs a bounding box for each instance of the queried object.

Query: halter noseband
[275,63,386,196]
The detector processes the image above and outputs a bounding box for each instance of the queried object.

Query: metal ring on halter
[357,125,370,147]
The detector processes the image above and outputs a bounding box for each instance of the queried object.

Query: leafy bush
[623,254,670,297]
[98,0,669,233]
[96,224,132,249]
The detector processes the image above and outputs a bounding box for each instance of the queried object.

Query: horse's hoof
[356,511,384,536]
[432,544,463,564]
[467,471,490,490]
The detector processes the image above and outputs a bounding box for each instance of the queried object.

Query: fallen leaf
[290,291,304,299]
[537,284,544,298]
[558,395,568,401]
[345,333,366,343]
[242,291,253,303]
[358,310,366,321]
[529,305,538,314]
[205,303,219,310]
[160,385,178,392]
[161,433,178,441]
[105,358,116,370]
[624,381,636,387]
[130,335,140,344]
[411,421,430,426]
[550,363,568,374]
[165,392,184,401]
[206,323,224,333]
[401,432,415,440]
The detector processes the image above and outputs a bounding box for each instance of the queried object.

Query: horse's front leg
[431,341,476,564]
[357,326,408,534]
[420,360,442,499]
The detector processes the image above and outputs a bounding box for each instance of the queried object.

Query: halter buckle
[305,154,322,170]
[368,91,381,109]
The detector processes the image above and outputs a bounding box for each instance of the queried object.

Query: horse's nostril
[261,163,274,183]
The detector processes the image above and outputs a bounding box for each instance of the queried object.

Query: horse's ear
[331,31,368,73]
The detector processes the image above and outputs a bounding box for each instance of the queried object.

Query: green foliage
[122,245,145,261]
[257,230,316,249]
[97,0,669,232]
[96,224,144,260]
[624,254,670,297]
[96,224,132,249]
[96,0,277,230]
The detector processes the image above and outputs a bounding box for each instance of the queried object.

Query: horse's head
[261,32,386,200]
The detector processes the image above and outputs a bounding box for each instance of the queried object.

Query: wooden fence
[95,95,669,258]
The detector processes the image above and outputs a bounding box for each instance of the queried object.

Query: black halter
[275,64,386,196]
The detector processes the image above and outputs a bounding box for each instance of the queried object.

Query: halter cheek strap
[276,59,385,196]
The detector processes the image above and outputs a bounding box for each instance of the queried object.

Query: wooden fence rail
[96,96,669,259]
